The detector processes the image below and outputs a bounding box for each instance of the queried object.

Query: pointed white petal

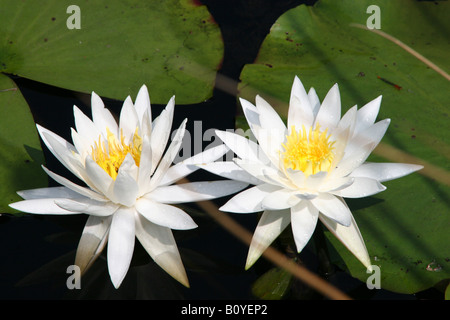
[337,105,357,135]
[37,126,85,181]
[196,161,262,185]
[91,92,119,138]
[332,142,377,178]
[307,87,320,117]
[245,209,291,269]
[150,96,175,173]
[304,171,328,190]
[215,130,268,164]
[113,155,139,207]
[42,166,106,201]
[136,198,197,230]
[107,207,136,288]
[71,128,91,156]
[134,84,151,124]
[17,186,81,200]
[255,95,287,135]
[288,76,314,129]
[84,157,114,198]
[234,159,290,188]
[73,105,101,144]
[9,198,80,214]
[311,193,352,227]
[149,119,186,190]
[318,176,354,193]
[350,162,423,182]
[319,214,371,269]
[159,144,230,186]
[314,83,341,129]
[148,180,248,204]
[135,215,189,287]
[290,201,319,253]
[137,134,152,195]
[344,119,390,161]
[354,95,382,135]
[119,96,139,144]
[331,177,386,198]
[262,188,301,210]
[75,215,112,275]
[219,183,280,213]
[239,98,285,166]
[55,198,119,216]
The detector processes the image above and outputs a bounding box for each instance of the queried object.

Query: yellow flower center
[281,125,335,176]
[91,128,142,180]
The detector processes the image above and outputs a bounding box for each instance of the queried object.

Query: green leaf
[0,0,223,104]
[239,0,450,294]
[0,75,47,214]
[252,267,292,300]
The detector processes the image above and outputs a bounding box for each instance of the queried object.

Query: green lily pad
[0,74,47,214]
[239,0,449,294]
[0,0,223,104]
[251,266,292,300]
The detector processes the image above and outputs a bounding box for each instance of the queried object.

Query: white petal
[337,105,357,135]
[113,155,139,207]
[42,166,106,201]
[149,119,187,190]
[310,193,352,227]
[350,162,423,182]
[307,87,320,117]
[239,98,285,166]
[288,76,314,129]
[215,130,268,164]
[344,119,390,161]
[234,159,291,188]
[245,209,291,269]
[304,171,328,190]
[196,161,262,185]
[331,177,386,198]
[290,201,319,253]
[331,142,377,178]
[319,214,371,269]
[137,134,152,195]
[262,188,301,210]
[85,157,114,198]
[107,207,136,288]
[91,92,119,138]
[150,96,175,173]
[55,198,119,216]
[73,105,101,145]
[9,198,80,215]
[354,95,382,136]
[135,198,197,230]
[119,96,139,144]
[134,84,151,124]
[71,128,91,156]
[314,83,341,129]
[135,215,189,287]
[255,95,287,135]
[75,215,112,274]
[17,186,81,200]
[148,180,248,204]
[219,183,280,213]
[159,144,230,186]
[37,126,85,180]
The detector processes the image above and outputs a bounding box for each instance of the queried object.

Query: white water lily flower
[201,76,423,270]
[10,85,248,288]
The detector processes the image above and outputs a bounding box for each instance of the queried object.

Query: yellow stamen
[281,125,335,176]
[91,128,142,180]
